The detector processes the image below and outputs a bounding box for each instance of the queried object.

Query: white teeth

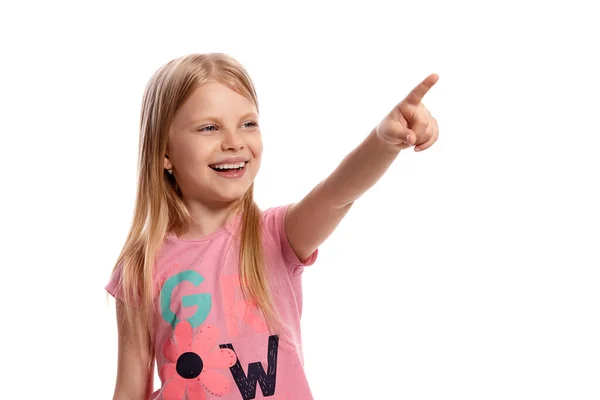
[211,161,246,170]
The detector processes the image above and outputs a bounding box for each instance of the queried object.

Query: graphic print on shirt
[160,270,212,329]
[159,269,281,399]
[220,335,279,400]
[221,274,269,337]
[160,320,237,399]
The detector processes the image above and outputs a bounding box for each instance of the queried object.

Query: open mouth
[209,161,248,172]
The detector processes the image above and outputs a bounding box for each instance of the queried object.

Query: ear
[164,154,173,171]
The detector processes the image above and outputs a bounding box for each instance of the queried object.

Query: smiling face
[165,82,263,208]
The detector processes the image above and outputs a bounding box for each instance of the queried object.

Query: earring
[165,153,172,174]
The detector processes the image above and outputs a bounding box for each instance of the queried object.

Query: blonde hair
[111,53,285,359]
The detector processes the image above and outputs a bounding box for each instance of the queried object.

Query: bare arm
[285,129,402,261]
[112,300,155,400]
[285,74,440,262]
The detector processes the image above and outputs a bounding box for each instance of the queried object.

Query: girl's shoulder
[261,204,319,275]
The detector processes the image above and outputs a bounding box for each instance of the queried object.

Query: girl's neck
[176,200,243,240]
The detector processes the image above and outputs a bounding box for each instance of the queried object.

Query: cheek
[173,146,212,176]
[249,135,263,158]
[180,148,203,167]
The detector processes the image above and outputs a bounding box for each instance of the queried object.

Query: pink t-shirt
[106,204,318,400]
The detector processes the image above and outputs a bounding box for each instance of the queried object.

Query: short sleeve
[105,261,125,301]
[105,261,144,309]
[262,204,319,275]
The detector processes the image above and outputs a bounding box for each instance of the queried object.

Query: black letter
[219,335,279,399]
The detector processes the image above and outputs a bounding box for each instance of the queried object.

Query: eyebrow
[189,112,258,126]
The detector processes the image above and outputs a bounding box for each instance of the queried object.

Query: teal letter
[160,270,212,328]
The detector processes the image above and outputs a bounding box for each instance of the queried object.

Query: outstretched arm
[285,74,440,262]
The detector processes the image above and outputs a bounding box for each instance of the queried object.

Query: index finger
[404,73,439,106]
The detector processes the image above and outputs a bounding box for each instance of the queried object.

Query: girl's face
[166,82,263,207]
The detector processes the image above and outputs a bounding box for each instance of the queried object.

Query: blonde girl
[106,52,439,400]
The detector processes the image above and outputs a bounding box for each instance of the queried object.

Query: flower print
[160,321,237,399]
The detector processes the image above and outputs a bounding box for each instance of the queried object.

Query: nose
[221,129,244,151]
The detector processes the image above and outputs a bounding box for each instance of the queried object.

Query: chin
[217,187,251,203]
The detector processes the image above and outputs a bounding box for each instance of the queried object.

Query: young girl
[106,52,439,400]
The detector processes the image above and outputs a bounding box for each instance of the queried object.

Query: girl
[106,52,439,400]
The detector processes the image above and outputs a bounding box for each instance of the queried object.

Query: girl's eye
[198,125,217,132]
[197,122,257,132]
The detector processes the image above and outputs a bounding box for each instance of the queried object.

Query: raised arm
[112,300,155,400]
[285,74,440,262]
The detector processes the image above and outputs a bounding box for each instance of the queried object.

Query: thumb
[394,125,416,147]
[378,118,415,146]
[395,122,416,146]
[390,117,416,145]
[404,129,416,146]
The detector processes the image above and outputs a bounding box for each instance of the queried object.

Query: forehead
[176,82,257,123]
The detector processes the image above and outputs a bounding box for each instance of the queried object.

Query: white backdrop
[1,0,599,399]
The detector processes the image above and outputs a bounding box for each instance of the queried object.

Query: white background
[1,0,599,399]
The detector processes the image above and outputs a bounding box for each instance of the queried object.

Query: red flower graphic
[160,321,237,399]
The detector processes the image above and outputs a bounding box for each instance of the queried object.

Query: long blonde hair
[111,53,283,358]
